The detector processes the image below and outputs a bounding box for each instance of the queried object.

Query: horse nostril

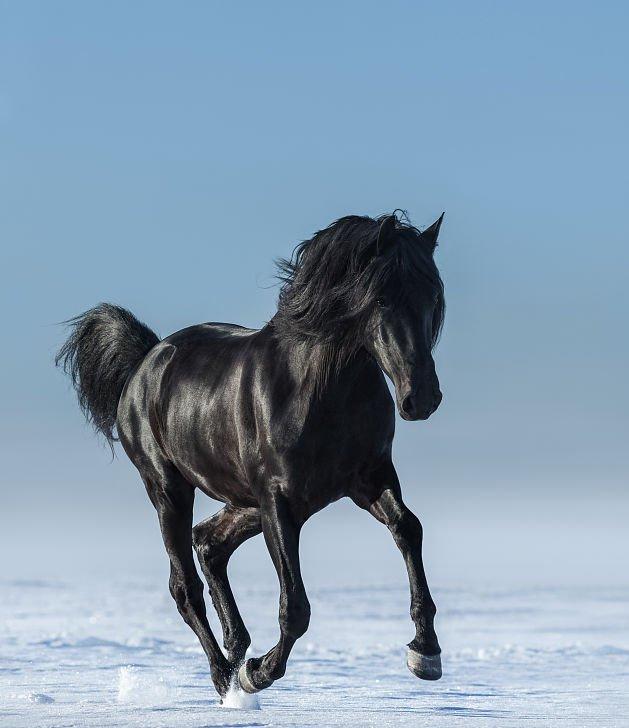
[401,394,415,416]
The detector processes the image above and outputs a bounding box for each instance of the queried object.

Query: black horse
[56,211,446,697]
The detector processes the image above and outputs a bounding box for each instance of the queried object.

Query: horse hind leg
[142,465,232,697]
[192,505,261,666]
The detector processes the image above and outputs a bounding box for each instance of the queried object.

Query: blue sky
[1,2,627,583]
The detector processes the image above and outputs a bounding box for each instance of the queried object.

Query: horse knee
[280,597,311,639]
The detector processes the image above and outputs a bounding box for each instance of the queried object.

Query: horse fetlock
[410,601,437,627]
[408,634,441,658]
[280,600,311,639]
[210,663,232,697]
[225,632,251,663]
[267,660,287,682]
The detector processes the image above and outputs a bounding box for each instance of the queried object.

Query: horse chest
[257,397,393,506]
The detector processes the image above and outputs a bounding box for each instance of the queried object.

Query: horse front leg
[238,493,310,693]
[193,505,261,667]
[354,467,442,681]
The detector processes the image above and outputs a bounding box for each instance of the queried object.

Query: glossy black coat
[58,212,446,697]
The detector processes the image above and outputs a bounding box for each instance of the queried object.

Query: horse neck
[268,324,372,397]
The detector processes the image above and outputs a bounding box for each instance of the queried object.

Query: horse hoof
[238,661,262,694]
[406,649,442,680]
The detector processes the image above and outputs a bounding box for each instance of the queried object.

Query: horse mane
[273,212,445,386]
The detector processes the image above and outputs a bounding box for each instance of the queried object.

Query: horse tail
[56,303,159,447]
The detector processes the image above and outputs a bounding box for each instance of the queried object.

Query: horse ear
[421,212,444,250]
[375,215,397,256]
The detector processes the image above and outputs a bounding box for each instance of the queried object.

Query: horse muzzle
[398,389,442,421]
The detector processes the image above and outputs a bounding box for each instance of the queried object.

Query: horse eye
[376,297,387,308]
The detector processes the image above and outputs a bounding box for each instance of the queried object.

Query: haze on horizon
[1,2,627,587]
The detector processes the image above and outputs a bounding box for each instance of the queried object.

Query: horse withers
[56,211,446,697]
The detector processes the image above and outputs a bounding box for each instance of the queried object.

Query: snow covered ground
[2,571,628,727]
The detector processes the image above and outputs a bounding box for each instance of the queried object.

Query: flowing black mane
[273,212,445,382]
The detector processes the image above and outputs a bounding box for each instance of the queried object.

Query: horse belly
[171,450,259,508]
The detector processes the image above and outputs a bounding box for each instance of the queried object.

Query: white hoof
[238,662,261,694]
[407,649,442,680]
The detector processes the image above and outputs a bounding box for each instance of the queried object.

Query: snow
[220,678,261,711]
[1,573,628,728]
